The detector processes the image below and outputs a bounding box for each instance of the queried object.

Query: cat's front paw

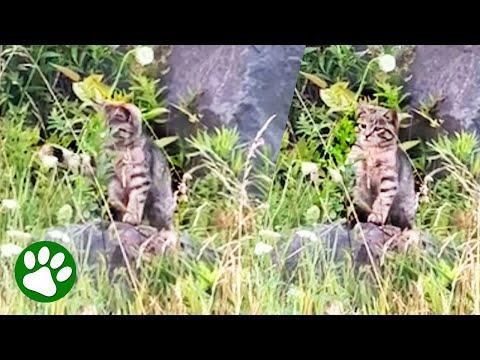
[367,212,384,225]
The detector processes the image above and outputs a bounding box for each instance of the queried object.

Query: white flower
[377,54,396,73]
[259,229,282,242]
[301,162,318,176]
[295,230,318,242]
[325,301,344,315]
[254,242,273,256]
[1,199,19,210]
[6,230,32,241]
[287,286,304,298]
[329,168,343,184]
[0,243,23,258]
[134,46,155,66]
[39,154,58,169]
[46,229,71,244]
[425,175,434,183]
[182,173,193,182]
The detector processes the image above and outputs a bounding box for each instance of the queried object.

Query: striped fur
[347,104,416,229]
[40,144,95,176]
[44,102,175,231]
[104,103,175,230]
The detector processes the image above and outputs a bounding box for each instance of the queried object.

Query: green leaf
[72,74,113,103]
[71,47,79,65]
[112,90,133,103]
[72,82,90,103]
[299,71,328,88]
[171,104,201,123]
[398,112,412,123]
[305,205,321,224]
[398,112,413,128]
[196,262,217,292]
[41,51,62,59]
[472,154,480,176]
[51,63,81,82]
[143,107,170,120]
[320,81,357,113]
[400,139,421,152]
[154,136,179,149]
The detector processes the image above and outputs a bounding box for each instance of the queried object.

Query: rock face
[404,45,480,140]
[43,221,216,273]
[161,45,305,161]
[274,222,426,278]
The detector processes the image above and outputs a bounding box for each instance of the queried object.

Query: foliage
[1,45,480,314]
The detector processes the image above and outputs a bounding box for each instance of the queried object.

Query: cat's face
[104,103,142,141]
[356,104,398,146]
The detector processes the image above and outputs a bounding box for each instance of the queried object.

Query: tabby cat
[347,103,416,229]
[45,102,175,231]
[103,102,175,230]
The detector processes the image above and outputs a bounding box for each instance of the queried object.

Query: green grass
[1,45,480,314]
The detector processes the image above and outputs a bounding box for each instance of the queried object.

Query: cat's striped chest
[112,141,149,189]
[364,146,397,190]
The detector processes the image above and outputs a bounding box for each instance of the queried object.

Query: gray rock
[273,222,356,279]
[404,45,480,140]
[275,222,428,278]
[160,45,305,161]
[280,222,353,271]
[44,221,217,272]
[44,220,109,267]
[44,221,144,272]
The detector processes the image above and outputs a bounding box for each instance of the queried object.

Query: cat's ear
[122,103,143,124]
[357,103,368,117]
[390,109,399,131]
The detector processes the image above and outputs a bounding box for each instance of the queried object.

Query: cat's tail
[39,144,95,176]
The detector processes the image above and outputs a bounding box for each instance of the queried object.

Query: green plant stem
[110,49,135,97]
[355,58,376,100]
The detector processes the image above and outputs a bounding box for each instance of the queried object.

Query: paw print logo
[15,241,77,302]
